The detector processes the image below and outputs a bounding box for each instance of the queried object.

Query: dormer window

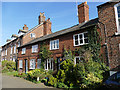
[30,33,36,38]
[114,3,120,33]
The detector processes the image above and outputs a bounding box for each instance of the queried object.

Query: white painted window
[45,58,53,70]
[30,33,36,38]
[30,59,36,69]
[21,48,26,54]
[37,59,41,69]
[74,56,81,65]
[19,60,23,68]
[11,46,13,54]
[32,44,38,53]
[73,32,88,46]
[14,44,16,54]
[50,39,59,50]
[114,3,120,33]
[18,42,21,47]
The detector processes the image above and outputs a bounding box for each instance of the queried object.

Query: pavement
[1,74,59,89]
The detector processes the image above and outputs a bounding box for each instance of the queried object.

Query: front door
[25,59,28,73]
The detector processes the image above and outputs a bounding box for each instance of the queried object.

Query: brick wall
[98,2,120,71]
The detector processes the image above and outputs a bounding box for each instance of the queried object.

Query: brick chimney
[6,39,11,42]
[23,24,28,30]
[43,18,52,35]
[78,1,89,24]
[38,12,45,24]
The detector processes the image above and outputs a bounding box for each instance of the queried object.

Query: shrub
[2,60,16,73]
[48,76,58,87]
[57,82,68,88]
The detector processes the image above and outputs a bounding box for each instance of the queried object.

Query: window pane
[84,33,88,38]
[80,40,83,44]
[75,41,79,45]
[84,38,88,43]
[45,60,47,69]
[51,60,53,70]
[76,58,80,64]
[37,59,41,69]
[75,35,78,40]
[79,34,82,39]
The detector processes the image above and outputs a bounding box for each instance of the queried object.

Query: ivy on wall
[39,42,52,69]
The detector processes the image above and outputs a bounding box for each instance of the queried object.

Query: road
[2,75,59,89]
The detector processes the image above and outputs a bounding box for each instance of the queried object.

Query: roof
[1,23,43,48]
[19,18,98,48]
[18,29,28,33]
[11,34,18,38]
[97,0,119,7]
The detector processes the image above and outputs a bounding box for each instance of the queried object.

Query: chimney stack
[23,24,28,30]
[78,1,89,24]
[38,12,46,24]
[6,39,11,42]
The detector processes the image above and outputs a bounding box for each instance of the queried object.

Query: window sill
[29,68,35,70]
[115,32,120,35]
[32,52,38,53]
[74,43,88,47]
[50,48,59,51]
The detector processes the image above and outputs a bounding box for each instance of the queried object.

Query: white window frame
[30,59,36,69]
[30,33,36,38]
[32,44,38,53]
[19,60,23,68]
[45,58,53,70]
[50,39,59,50]
[74,56,81,65]
[21,48,26,54]
[14,44,16,54]
[114,3,120,34]
[73,32,88,46]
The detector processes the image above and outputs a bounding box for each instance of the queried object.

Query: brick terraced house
[1,13,52,63]
[17,1,120,75]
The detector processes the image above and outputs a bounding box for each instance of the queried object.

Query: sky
[1,2,105,46]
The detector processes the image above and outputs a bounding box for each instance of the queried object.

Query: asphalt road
[2,75,59,89]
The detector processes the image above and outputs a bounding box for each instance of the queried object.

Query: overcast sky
[1,2,104,46]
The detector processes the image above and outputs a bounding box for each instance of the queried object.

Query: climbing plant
[39,42,52,68]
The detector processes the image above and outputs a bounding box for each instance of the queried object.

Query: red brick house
[1,12,52,63]
[17,1,120,75]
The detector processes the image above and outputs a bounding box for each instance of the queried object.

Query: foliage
[63,48,74,61]
[2,60,16,73]
[57,82,68,88]
[48,76,58,87]
[5,71,18,76]
[27,69,46,81]
[39,44,52,67]
[14,72,27,78]
[48,47,109,89]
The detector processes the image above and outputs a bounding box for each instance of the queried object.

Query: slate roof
[97,0,119,7]
[19,18,99,48]
[18,29,28,33]
[11,34,18,38]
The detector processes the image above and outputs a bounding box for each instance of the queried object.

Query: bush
[57,82,68,88]
[2,60,16,73]
[48,76,58,87]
